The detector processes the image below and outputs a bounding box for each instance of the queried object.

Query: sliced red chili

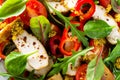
[59,27,80,56]
[71,0,95,21]
[0,42,6,59]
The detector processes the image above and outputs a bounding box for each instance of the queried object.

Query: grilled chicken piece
[92,5,120,44]
[13,30,51,75]
[48,0,77,13]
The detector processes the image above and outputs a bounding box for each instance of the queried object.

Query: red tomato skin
[20,0,47,26]
[99,0,111,8]
[0,0,3,5]
[26,0,47,17]
[76,64,87,80]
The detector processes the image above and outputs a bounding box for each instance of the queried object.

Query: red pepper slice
[0,42,6,59]
[49,35,63,57]
[71,0,95,21]
[59,27,80,56]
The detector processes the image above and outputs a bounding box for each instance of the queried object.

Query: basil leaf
[5,51,37,76]
[30,15,51,45]
[84,20,112,39]
[87,57,104,80]
[0,0,27,19]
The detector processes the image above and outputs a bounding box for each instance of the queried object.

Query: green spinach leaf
[87,56,104,80]
[30,15,51,45]
[47,47,94,77]
[84,20,113,39]
[5,51,37,76]
[0,0,27,19]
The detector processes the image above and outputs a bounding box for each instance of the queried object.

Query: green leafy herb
[111,0,120,13]
[84,20,112,39]
[0,0,27,19]
[87,56,104,80]
[30,15,51,45]
[47,47,94,77]
[47,3,89,47]
[5,51,37,76]
[113,67,120,80]
[104,40,120,64]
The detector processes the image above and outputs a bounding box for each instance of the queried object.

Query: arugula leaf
[104,40,120,63]
[30,15,51,45]
[113,67,120,80]
[5,51,37,76]
[0,0,27,19]
[47,47,94,77]
[47,3,89,47]
[84,20,113,39]
[86,56,104,80]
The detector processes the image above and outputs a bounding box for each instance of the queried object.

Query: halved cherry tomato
[76,64,87,80]
[99,0,111,8]
[20,0,47,26]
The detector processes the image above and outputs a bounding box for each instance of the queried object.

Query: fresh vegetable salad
[0,0,120,80]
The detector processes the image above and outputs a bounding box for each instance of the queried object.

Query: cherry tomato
[20,0,47,26]
[99,0,111,8]
[76,64,87,80]
[3,16,17,24]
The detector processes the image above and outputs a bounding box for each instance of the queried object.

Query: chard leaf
[84,20,112,39]
[87,56,104,80]
[104,40,120,63]
[47,47,93,77]
[47,3,89,47]
[0,0,27,19]
[5,51,37,76]
[30,15,51,45]
[111,0,120,13]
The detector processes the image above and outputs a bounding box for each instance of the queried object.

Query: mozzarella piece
[13,30,49,71]
[48,0,77,13]
[92,5,120,44]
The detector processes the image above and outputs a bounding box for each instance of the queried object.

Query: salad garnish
[0,0,120,80]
